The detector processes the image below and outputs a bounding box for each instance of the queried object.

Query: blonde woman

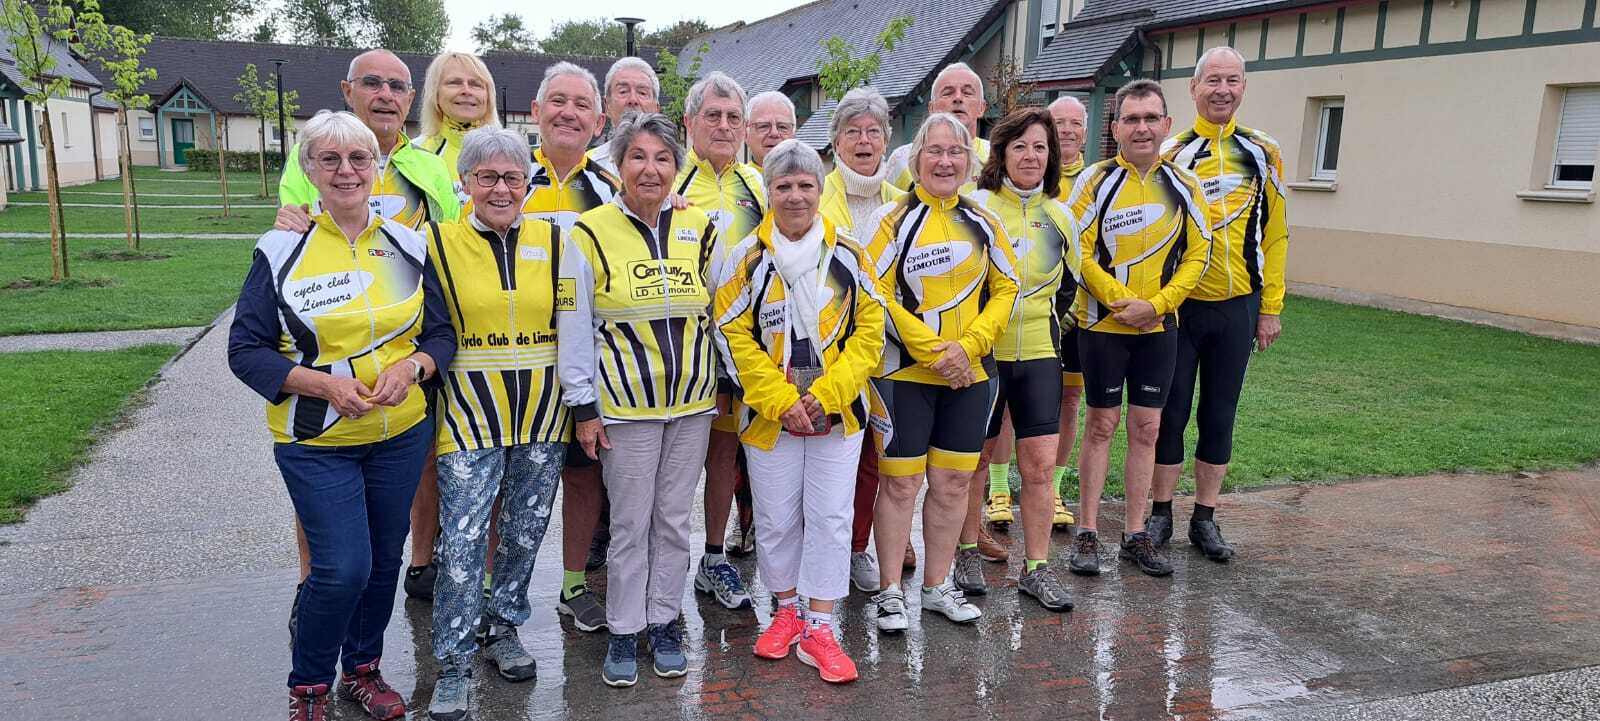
[415,52,500,192]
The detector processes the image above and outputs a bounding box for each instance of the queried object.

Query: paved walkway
[0,326,206,352]
[2,312,1599,720]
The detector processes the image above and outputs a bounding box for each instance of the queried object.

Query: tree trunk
[40,109,68,281]
[215,116,230,217]
[118,107,137,250]
[258,116,268,197]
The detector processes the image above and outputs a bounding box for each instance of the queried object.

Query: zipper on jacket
[1214,127,1235,297]
[350,236,390,439]
[501,228,523,444]
[657,217,680,422]
[1013,192,1031,357]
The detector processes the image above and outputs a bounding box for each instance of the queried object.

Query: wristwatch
[407,358,424,384]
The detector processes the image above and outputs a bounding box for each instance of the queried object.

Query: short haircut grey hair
[537,61,600,105]
[299,110,380,175]
[932,62,983,98]
[605,56,660,98]
[609,112,685,172]
[1194,46,1248,82]
[685,71,747,121]
[347,49,408,82]
[1113,78,1167,117]
[1048,95,1087,115]
[761,139,824,195]
[908,112,973,187]
[457,126,535,180]
[829,86,891,144]
[746,90,796,122]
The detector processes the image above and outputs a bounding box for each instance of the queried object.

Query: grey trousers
[598,414,713,635]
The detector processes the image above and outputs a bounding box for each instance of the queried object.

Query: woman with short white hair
[715,139,884,683]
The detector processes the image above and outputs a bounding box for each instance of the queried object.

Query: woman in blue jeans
[227,110,456,721]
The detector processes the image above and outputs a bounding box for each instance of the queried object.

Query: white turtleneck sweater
[836,160,891,237]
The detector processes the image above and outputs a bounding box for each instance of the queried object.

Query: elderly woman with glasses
[415,51,499,198]
[557,112,721,688]
[820,86,908,592]
[715,139,884,683]
[863,112,1020,634]
[229,109,455,721]
[421,127,573,721]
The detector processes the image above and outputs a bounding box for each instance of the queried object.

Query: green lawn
[0,345,176,523]
[1068,296,1600,497]
[5,167,279,233]
[0,235,254,335]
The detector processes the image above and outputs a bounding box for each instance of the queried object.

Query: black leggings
[1155,294,1258,466]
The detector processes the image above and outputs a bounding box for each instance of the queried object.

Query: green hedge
[183,149,285,172]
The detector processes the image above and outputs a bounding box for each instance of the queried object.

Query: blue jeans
[431,442,563,663]
[275,417,433,687]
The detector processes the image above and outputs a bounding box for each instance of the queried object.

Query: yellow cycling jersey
[1056,155,1086,202]
[865,186,1021,385]
[888,137,991,195]
[819,167,904,235]
[969,182,1081,361]
[415,118,483,202]
[674,151,766,283]
[1067,154,1214,335]
[254,213,433,446]
[557,198,720,423]
[427,216,572,454]
[713,215,886,450]
[519,147,622,233]
[1162,116,1289,315]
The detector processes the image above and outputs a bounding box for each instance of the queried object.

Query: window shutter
[1554,86,1600,167]
[1042,0,1060,37]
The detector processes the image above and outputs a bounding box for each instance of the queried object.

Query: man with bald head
[886,62,991,192]
[1149,46,1289,563]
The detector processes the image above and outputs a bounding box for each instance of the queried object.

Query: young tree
[86,21,156,250]
[817,15,913,102]
[987,54,1038,116]
[235,63,299,198]
[658,41,707,122]
[472,12,535,53]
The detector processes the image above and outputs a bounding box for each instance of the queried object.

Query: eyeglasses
[750,122,795,135]
[1118,113,1166,127]
[353,75,412,95]
[923,145,968,160]
[315,151,375,172]
[699,109,743,128]
[471,170,529,189]
[840,127,884,142]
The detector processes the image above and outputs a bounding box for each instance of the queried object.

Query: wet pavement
[3,314,1600,720]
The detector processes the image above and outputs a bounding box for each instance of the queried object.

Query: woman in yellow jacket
[863,113,1020,632]
[414,52,499,201]
[715,140,884,684]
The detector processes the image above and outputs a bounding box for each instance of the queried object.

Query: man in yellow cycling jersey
[1065,79,1213,579]
[745,91,798,169]
[1150,47,1289,563]
[676,71,766,612]
[885,63,992,194]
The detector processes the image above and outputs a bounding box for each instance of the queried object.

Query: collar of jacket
[1060,155,1085,178]
[913,184,961,211]
[312,207,384,240]
[755,212,838,255]
[468,207,523,239]
[612,193,674,226]
[1113,152,1167,181]
[1192,114,1238,139]
[534,146,590,183]
[687,149,741,179]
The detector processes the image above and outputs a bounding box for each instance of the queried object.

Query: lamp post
[615,17,644,57]
[269,57,288,187]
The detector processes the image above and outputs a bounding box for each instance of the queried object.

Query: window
[61,115,71,147]
[1041,0,1060,39]
[138,116,155,140]
[1551,86,1599,189]
[1312,99,1343,181]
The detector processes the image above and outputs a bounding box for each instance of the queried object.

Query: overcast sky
[443,1,814,53]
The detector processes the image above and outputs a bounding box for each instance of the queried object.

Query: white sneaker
[872,585,909,633]
[726,523,756,557]
[850,551,881,593]
[920,580,982,624]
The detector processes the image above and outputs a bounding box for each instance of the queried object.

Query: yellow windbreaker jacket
[969,182,1081,361]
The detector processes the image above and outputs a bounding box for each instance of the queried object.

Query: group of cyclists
[228,41,1286,721]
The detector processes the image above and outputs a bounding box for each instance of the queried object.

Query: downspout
[1137,29,1164,81]
[88,89,103,181]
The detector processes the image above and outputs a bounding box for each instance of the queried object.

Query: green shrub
[184,149,284,172]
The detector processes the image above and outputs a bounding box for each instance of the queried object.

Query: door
[171,118,195,165]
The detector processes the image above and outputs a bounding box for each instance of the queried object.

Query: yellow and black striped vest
[427,218,571,454]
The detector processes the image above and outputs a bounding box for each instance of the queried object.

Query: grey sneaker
[601,633,637,687]
[920,580,982,623]
[557,588,608,632]
[872,586,909,633]
[1068,530,1102,576]
[1146,512,1174,547]
[647,620,688,678]
[726,522,756,557]
[1018,564,1074,612]
[427,659,470,721]
[953,547,987,595]
[1119,531,1174,577]
[480,624,537,682]
[694,557,753,610]
[849,551,880,593]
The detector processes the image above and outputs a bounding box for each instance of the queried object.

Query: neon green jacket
[279,134,461,225]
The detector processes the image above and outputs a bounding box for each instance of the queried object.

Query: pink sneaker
[337,659,406,720]
[754,605,804,659]
[797,625,858,683]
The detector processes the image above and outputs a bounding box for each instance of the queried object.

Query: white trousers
[743,427,863,602]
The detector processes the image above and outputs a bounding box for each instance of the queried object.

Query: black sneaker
[586,530,610,572]
[1119,531,1173,576]
[1145,512,1173,547]
[1189,519,1235,562]
[1067,530,1101,576]
[404,563,436,601]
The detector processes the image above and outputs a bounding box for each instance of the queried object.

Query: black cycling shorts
[1059,324,1084,387]
[986,359,1062,439]
[873,377,997,476]
[1077,329,1178,409]
[1156,294,1259,466]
